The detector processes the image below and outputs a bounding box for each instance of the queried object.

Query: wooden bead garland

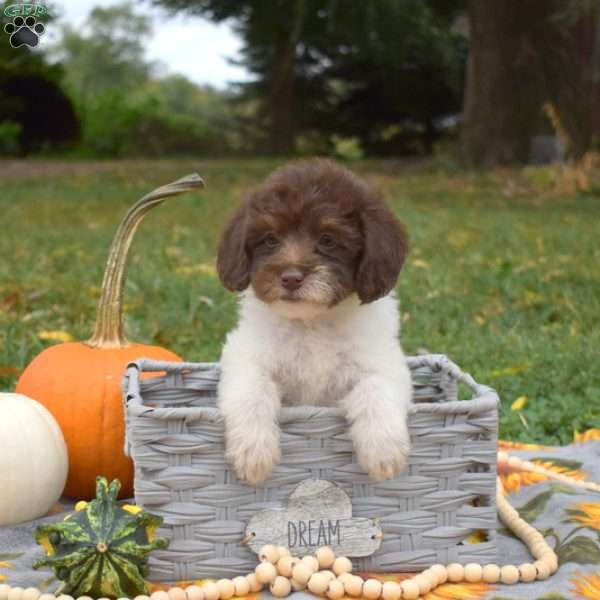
[5,452,599,600]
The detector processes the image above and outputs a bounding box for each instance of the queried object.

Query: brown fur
[217,159,409,305]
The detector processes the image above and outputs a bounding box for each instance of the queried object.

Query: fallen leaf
[176,263,217,277]
[511,396,528,411]
[0,366,20,377]
[491,364,530,378]
[38,330,73,343]
[411,259,430,270]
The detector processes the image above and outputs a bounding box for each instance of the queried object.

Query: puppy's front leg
[218,362,281,485]
[342,374,412,480]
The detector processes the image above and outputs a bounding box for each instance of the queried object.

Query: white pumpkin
[0,393,68,526]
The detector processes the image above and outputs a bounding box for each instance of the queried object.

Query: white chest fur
[222,290,404,408]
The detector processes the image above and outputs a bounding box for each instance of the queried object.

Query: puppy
[216,159,412,484]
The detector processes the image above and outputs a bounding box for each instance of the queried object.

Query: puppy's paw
[353,424,410,481]
[226,430,281,485]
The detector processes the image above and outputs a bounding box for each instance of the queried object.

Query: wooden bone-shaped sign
[245,479,382,557]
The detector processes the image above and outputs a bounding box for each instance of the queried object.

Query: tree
[54,1,154,101]
[301,1,466,155]
[461,0,599,166]
[0,7,79,154]
[154,0,313,154]
[154,0,466,155]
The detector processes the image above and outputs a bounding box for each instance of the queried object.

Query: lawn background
[1,159,598,444]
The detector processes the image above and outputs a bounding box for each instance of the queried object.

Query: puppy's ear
[355,201,409,304]
[217,205,251,291]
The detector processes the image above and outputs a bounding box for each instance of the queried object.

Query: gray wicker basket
[123,354,499,582]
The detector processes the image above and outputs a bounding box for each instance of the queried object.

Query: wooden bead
[255,561,278,584]
[400,579,420,600]
[8,590,24,600]
[362,579,382,600]
[301,555,319,572]
[307,573,330,596]
[413,574,431,595]
[37,595,55,600]
[259,544,279,564]
[292,562,313,585]
[0,586,10,600]
[332,556,353,576]
[201,583,219,600]
[321,570,336,581]
[270,576,291,598]
[316,547,336,569]
[519,563,537,582]
[168,587,186,600]
[232,576,249,597]
[429,564,448,585]
[464,563,483,582]
[184,585,204,600]
[482,564,501,583]
[246,573,263,593]
[343,576,363,597]
[291,579,305,592]
[430,564,448,585]
[541,553,558,572]
[151,593,170,600]
[56,596,73,600]
[500,565,520,585]
[381,581,401,600]
[534,560,551,580]
[276,556,298,577]
[337,573,354,585]
[447,563,465,582]
[21,589,40,600]
[420,569,439,588]
[216,579,234,600]
[276,547,291,559]
[326,580,345,600]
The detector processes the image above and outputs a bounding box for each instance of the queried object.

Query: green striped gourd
[33,477,168,599]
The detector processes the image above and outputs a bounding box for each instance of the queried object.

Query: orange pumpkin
[17,174,204,499]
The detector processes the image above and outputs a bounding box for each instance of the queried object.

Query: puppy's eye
[262,233,280,249]
[318,233,336,249]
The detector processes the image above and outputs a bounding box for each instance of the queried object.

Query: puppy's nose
[281,268,304,290]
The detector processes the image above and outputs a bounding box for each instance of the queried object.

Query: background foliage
[3,0,596,161]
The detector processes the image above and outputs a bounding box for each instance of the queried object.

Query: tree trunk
[461,0,570,166]
[267,0,305,155]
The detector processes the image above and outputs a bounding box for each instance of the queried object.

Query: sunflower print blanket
[2,431,600,600]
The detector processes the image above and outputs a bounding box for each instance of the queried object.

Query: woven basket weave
[123,354,499,582]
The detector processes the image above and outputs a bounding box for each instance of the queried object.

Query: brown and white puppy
[217,159,412,484]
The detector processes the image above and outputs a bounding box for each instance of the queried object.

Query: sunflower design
[575,429,600,443]
[0,560,15,583]
[423,581,492,600]
[570,571,600,599]
[498,439,551,451]
[567,503,600,531]
[500,458,585,494]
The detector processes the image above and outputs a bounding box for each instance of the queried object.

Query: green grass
[1,158,599,445]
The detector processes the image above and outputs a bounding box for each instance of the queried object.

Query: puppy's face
[217,160,408,319]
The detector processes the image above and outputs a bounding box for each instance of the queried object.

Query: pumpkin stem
[86,174,205,348]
